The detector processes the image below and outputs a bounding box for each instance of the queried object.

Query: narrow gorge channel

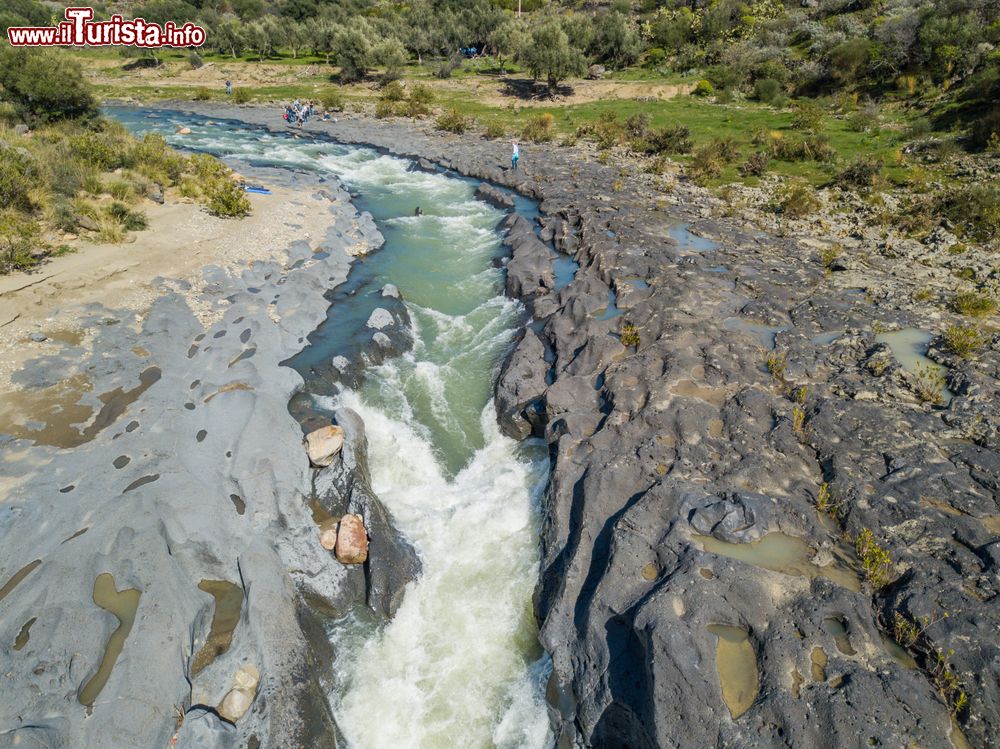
[113,109,554,748]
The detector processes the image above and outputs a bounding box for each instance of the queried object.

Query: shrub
[319,89,345,112]
[791,100,824,133]
[188,51,204,69]
[767,133,836,163]
[108,179,132,201]
[643,125,692,155]
[620,322,640,347]
[132,133,185,185]
[943,324,987,357]
[753,78,782,104]
[766,352,786,381]
[406,83,434,117]
[0,144,36,211]
[969,107,1000,151]
[912,363,947,404]
[194,87,211,101]
[856,528,894,589]
[819,244,842,268]
[435,108,470,134]
[232,88,252,104]
[374,99,397,119]
[106,201,147,231]
[688,144,724,184]
[938,186,1000,242]
[692,79,715,97]
[624,113,650,139]
[50,201,78,233]
[484,120,507,139]
[847,107,879,133]
[205,179,251,218]
[952,291,997,317]
[435,53,463,79]
[379,79,406,103]
[778,182,821,218]
[0,210,40,273]
[739,151,770,177]
[0,47,97,123]
[522,112,555,143]
[837,157,882,190]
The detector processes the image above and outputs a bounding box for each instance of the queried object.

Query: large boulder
[304,425,344,467]
[502,214,554,300]
[475,182,515,210]
[335,514,369,564]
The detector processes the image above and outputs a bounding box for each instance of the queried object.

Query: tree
[489,17,525,73]
[214,18,246,59]
[373,37,408,83]
[333,19,374,82]
[592,11,641,69]
[285,21,307,59]
[311,21,338,65]
[517,16,586,92]
[0,47,97,123]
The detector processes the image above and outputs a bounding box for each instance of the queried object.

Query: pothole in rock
[694,533,860,592]
[822,616,856,656]
[810,646,828,682]
[707,623,758,719]
[61,527,89,544]
[0,559,42,602]
[230,494,246,515]
[122,474,160,494]
[722,317,787,351]
[78,573,141,713]
[191,580,244,677]
[13,616,36,651]
[875,328,951,403]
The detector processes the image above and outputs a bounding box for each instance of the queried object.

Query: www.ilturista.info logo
[7,7,206,48]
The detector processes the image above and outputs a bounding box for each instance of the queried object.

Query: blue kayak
[244,186,271,195]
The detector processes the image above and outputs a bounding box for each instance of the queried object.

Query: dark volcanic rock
[495,329,549,440]
[502,213,554,300]
[474,182,515,210]
[170,102,1000,749]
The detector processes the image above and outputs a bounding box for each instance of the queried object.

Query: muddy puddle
[78,573,141,712]
[694,533,861,592]
[0,367,160,448]
[707,623,758,719]
[191,580,244,677]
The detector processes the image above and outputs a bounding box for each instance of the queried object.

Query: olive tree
[334,19,374,82]
[517,16,586,92]
[0,47,97,123]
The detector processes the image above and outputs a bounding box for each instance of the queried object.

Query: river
[111,108,553,749]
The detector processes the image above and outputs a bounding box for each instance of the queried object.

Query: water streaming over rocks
[113,109,554,749]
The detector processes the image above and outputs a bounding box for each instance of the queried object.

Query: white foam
[331,398,553,749]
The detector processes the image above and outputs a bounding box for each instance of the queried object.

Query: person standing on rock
[511,141,520,172]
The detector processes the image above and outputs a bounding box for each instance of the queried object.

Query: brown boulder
[335,514,368,564]
[304,425,345,467]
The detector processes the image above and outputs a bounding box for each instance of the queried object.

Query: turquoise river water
[111,108,554,749]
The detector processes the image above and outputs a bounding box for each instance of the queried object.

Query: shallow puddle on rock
[78,573,141,711]
[670,380,730,407]
[204,381,254,403]
[722,317,787,350]
[191,580,244,677]
[707,624,758,719]
[949,718,973,749]
[47,328,85,346]
[790,668,804,698]
[14,617,36,651]
[811,330,843,345]
[668,223,719,253]
[822,616,856,656]
[0,559,42,602]
[810,646,828,682]
[880,633,917,669]
[694,533,861,592]
[875,329,950,402]
[0,368,160,449]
